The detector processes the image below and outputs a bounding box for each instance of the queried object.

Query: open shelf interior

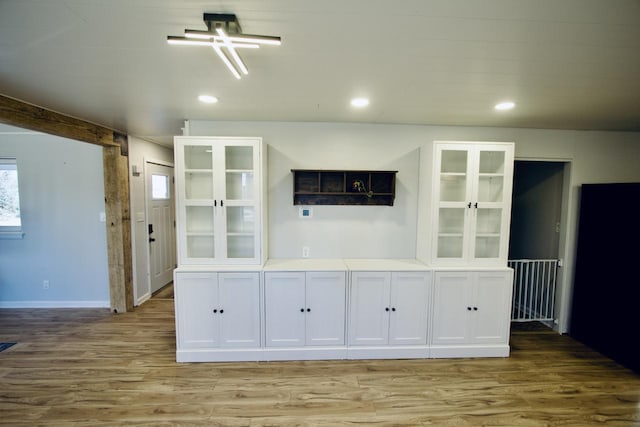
[292,169,397,206]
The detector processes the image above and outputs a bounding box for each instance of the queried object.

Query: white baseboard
[0,300,110,308]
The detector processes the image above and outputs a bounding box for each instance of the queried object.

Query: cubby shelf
[291,169,397,206]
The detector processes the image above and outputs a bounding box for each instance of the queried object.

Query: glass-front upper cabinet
[432,141,514,266]
[174,136,265,266]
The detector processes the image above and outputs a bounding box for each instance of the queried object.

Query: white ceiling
[1,0,639,146]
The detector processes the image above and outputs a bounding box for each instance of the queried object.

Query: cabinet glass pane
[479,151,505,174]
[437,236,463,258]
[475,208,501,259]
[441,150,467,173]
[187,235,215,258]
[186,206,214,233]
[438,208,465,234]
[475,236,500,258]
[440,175,467,202]
[226,172,254,200]
[184,145,212,169]
[475,208,502,234]
[226,207,255,259]
[226,207,255,234]
[226,146,253,170]
[185,172,213,200]
[227,236,254,258]
[477,175,504,202]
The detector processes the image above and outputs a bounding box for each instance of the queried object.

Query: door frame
[135,157,175,304]
[511,157,572,333]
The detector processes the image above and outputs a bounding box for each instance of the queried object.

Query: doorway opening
[508,160,569,329]
[145,161,176,299]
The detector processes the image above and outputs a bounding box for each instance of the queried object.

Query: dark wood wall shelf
[292,169,398,206]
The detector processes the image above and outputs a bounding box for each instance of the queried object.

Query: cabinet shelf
[291,169,397,206]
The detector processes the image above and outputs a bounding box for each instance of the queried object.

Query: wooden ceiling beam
[0,94,119,147]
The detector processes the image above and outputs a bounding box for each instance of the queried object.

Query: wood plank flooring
[1,300,639,426]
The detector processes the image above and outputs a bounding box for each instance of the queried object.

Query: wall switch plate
[42,280,50,290]
[99,212,106,222]
[302,247,310,258]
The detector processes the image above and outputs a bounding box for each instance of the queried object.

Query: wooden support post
[0,94,133,313]
[103,136,134,313]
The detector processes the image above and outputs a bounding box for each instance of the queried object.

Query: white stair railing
[508,259,558,322]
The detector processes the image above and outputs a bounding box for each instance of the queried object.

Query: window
[151,174,170,200]
[0,158,23,237]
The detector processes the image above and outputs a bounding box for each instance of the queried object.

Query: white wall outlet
[99,212,106,222]
[302,246,310,258]
[42,280,50,290]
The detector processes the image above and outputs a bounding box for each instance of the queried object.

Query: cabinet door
[175,272,220,349]
[431,272,472,345]
[305,272,346,346]
[217,273,261,348]
[177,142,217,262]
[221,142,261,263]
[388,272,431,346]
[469,146,514,264]
[470,271,513,344]
[433,145,473,264]
[264,272,306,347]
[349,272,391,346]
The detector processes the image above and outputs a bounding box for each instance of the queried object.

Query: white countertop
[344,258,430,271]
[174,264,264,273]
[263,258,348,271]
[174,259,512,273]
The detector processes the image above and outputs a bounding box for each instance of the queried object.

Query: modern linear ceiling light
[167,13,281,80]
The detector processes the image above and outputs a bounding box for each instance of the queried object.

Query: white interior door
[146,161,176,293]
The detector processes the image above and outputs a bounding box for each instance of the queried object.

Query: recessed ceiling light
[198,95,219,104]
[351,98,369,108]
[494,101,515,111]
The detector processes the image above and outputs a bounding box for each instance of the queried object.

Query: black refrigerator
[570,183,640,374]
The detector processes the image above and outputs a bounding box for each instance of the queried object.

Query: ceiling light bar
[184,29,282,46]
[212,44,242,79]
[168,36,260,49]
[216,27,248,75]
[167,13,281,79]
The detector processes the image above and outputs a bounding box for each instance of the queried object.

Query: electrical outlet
[302,247,310,258]
[42,280,50,290]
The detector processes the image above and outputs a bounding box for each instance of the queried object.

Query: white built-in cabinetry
[263,259,348,360]
[427,141,514,266]
[172,137,516,363]
[347,260,432,359]
[174,136,266,265]
[174,270,261,362]
[431,269,513,357]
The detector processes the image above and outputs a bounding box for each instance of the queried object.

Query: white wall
[127,136,174,305]
[0,124,109,307]
[187,120,640,332]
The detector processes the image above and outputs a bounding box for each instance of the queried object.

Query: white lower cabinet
[431,270,513,357]
[348,271,432,359]
[264,271,347,360]
[173,262,514,362]
[174,270,261,362]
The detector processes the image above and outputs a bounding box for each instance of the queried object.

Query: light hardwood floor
[1,299,639,426]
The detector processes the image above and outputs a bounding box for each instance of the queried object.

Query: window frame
[0,157,24,239]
